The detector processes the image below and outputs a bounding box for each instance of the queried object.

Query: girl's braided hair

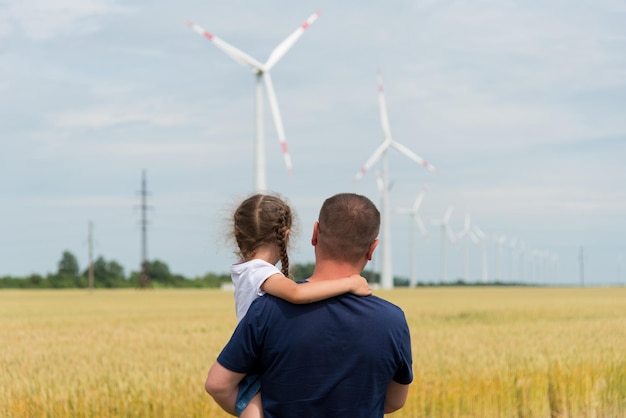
[232,194,293,277]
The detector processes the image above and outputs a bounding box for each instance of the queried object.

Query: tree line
[0,250,232,289]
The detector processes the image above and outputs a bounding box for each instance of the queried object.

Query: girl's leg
[239,392,263,418]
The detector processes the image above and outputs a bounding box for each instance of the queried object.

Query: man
[205,193,413,417]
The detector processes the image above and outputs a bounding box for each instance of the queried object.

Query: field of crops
[1,287,625,417]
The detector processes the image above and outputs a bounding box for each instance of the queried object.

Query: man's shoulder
[247,293,289,311]
[367,294,400,307]
[360,295,406,316]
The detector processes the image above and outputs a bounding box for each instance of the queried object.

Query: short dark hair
[317,193,380,263]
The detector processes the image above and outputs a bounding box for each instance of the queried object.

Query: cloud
[443,185,626,218]
[2,0,133,40]
[49,102,188,129]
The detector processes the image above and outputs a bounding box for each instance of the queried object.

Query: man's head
[314,193,380,265]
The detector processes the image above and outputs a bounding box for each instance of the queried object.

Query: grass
[1,287,625,417]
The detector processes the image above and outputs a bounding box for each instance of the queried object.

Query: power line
[138,169,151,288]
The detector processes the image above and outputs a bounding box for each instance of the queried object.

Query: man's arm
[383,380,410,414]
[204,361,246,416]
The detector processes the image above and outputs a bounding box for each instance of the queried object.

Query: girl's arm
[261,274,371,304]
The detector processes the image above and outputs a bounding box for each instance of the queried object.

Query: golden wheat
[1,287,624,417]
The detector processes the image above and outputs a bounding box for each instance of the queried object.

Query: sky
[1,0,625,286]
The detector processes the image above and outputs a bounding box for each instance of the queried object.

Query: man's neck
[308,260,362,282]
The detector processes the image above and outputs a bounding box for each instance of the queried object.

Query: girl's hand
[349,275,372,296]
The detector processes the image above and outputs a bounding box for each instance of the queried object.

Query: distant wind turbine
[518,240,527,283]
[508,236,517,282]
[395,186,429,287]
[473,225,489,283]
[187,11,321,192]
[494,234,507,281]
[431,205,456,284]
[353,70,438,289]
[456,213,479,282]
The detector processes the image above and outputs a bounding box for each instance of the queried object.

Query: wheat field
[1,287,625,417]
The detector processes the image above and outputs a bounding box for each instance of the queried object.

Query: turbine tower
[370,170,389,285]
[473,225,489,283]
[508,236,518,282]
[431,205,456,284]
[494,234,507,281]
[353,71,438,289]
[518,240,527,283]
[187,11,321,192]
[395,187,429,287]
[456,213,475,282]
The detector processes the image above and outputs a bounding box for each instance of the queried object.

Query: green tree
[86,256,127,288]
[290,263,315,281]
[27,274,45,288]
[58,251,80,277]
[51,251,83,288]
[194,272,231,288]
[147,259,172,285]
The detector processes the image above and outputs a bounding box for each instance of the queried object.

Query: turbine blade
[464,214,471,232]
[416,215,429,238]
[186,21,265,70]
[354,140,391,181]
[377,70,392,140]
[473,225,487,240]
[446,226,457,244]
[265,10,321,70]
[263,72,293,175]
[413,190,426,211]
[390,140,438,173]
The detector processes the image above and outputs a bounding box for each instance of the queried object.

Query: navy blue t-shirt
[217,293,413,418]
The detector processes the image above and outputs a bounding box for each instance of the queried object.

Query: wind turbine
[551,253,560,283]
[456,213,479,282]
[187,11,321,192]
[530,249,541,283]
[370,170,388,285]
[431,205,456,284]
[395,187,429,287]
[353,70,438,289]
[508,236,517,283]
[518,240,527,283]
[473,225,489,283]
[494,234,507,281]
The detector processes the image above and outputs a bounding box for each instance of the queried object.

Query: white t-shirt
[230,259,281,322]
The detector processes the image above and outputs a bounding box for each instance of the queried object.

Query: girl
[229,193,371,417]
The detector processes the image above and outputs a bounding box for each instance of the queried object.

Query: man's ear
[366,239,379,261]
[311,222,320,246]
